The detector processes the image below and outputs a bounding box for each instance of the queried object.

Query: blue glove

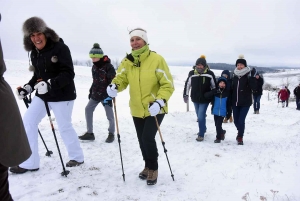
[103,97,113,107]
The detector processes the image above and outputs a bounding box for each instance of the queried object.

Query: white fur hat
[129,28,148,44]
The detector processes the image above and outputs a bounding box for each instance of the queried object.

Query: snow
[4,60,300,201]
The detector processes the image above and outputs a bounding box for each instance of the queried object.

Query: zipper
[236,79,239,106]
[36,49,42,78]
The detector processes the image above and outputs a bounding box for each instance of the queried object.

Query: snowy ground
[4,60,300,201]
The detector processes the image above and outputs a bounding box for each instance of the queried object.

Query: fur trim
[22,17,60,51]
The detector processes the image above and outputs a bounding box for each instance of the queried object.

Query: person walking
[106,27,174,185]
[253,73,264,114]
[78,43,116,143]
[285,86,290,107]
[0,13,31,201]
[231,55,257,145]
[11,16,84,174]
[294,84,300,110]
[204,77,230,143]
[278,86,289,108]
[183,55,216,142]
[220,70,233,123]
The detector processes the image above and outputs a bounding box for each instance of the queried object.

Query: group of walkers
[183,55,259,145]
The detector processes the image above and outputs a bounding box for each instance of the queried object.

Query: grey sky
[1,0,300,67]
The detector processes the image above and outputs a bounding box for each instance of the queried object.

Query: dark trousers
[232,105,250,137]
[0,163,13,201]
[133,114,164,170]
[253,95,261,111]
[214,115,224,139]
[296,97,300,109]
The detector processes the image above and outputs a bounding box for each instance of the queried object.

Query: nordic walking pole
[154,116,174,181]
[112,97,125,181]
[43,99,70,177]
[22,96,53,157]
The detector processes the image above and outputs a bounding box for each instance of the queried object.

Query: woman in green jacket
[107,28,174,185]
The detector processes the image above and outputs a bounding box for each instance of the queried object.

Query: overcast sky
[1,0,300,67]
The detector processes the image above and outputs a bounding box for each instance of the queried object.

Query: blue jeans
[193,103,209,137]
[232,105,250,137]
[253,95,261,111]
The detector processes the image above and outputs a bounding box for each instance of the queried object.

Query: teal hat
[89,43,104,58]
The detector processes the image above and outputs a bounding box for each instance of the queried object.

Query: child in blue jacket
[205,77,231,143]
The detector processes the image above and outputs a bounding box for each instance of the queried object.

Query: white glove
[148,99,165,116]
[16,84,32,99]
[34,81,49,94]
[106,84,118,98]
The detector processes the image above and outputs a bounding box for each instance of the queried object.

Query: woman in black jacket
[231,55,257,145]
[252,73,264,114]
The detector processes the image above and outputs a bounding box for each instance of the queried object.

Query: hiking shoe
[196,136,204,142]
[147,169,158,185]
[79,132,95,140]
[139,167,149,180]
[105,133,115,143]
[214,139,221,143]
[236,137,243,145]
[229,116,233,123]
[66,160,84,167]
[10,166,39,174]
[257,111,260,114]
[223,118,228,123]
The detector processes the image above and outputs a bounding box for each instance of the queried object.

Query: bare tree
[112,58,120,70]
[85,60,92,67]
[73,60,79,65]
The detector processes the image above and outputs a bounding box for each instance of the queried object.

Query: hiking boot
[78,132,95,140]
[236,137,243,145]
[147,169,158,185]
[229,116,233,123]
[139,167,149,180]
[196,136,204,142]
[257,111,260,114]
[223,118,228,123]
[66,160,84,167]
[9,166,39,174]
[214,139,221,143]
[105,133,115,143]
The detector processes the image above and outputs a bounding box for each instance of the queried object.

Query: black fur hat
[22,17,60,51]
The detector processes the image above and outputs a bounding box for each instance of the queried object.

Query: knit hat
[129,28,148,44]
[218,76,227,86]
[89,43,104,58]
[195,55,207,67]
[236,54,247,67]
[22,17,59,51]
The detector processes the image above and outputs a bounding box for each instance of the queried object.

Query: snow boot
[223,118,228,123]
[229,116,233,123]
[66,160,84,167]
[214,139,221,143]
[221,130,226,140]
[147,169,158,185]
[78,132,95,140]
[9,166,39,174]
[139,167,149,180]
[196,136,204,142]
[105,133,115,143]
[236,137,243,145]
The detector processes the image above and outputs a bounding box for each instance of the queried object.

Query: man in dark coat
[293,84,300,110]
[0,13,31,201]
[252,73,264,114]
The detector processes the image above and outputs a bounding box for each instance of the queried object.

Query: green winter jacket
[112,49,174,118]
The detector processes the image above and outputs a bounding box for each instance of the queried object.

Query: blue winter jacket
[205,87,231,117]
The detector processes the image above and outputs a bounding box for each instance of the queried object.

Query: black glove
[251,68,257,77]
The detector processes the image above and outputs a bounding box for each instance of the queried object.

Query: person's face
[219,81,226,88]
[91,58,100,62]
[30,32,47,50]
[196,64,205,70]
[236,63,245,70]
[130,36,146,50]
[255,75,259,79]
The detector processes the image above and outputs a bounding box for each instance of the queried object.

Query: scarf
[131,44,149,65]
[234,67,250,78]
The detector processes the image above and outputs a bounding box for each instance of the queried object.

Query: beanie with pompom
[89,43,104,58]
[195,55,207,67]
[236,54,247,67]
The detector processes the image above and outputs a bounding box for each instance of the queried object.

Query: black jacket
[27,39,76,102]
[294,86,300,98]
[89,56,116,101]
[253,76,264,96]
[231,72,257,107]
[184,69,216,103]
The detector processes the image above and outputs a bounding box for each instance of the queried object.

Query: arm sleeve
[106,64,116,84]
[183,70,193,97]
